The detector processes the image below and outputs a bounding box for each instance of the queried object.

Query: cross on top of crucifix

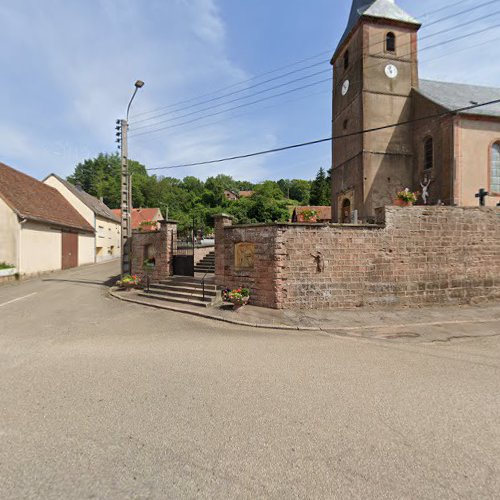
[475,188,489,206]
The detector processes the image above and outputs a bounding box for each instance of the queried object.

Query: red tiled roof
[112,208,164,231]
[0,162,94,233]
[239,190,255,198]
[293,206,332,222]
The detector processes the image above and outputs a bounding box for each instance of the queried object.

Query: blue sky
[1,0,499,182]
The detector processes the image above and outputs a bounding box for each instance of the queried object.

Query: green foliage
[0,262,15,270]
[310,167,330,206]
[66,153,327,233]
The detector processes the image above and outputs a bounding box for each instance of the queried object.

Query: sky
[1,0,499,183]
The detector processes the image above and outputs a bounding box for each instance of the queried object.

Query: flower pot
[393,198,413,207]
[230,297,249,310]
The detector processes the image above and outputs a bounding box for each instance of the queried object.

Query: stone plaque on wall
[234,242,255,270]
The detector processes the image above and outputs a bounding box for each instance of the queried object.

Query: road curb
[108,289,320,332]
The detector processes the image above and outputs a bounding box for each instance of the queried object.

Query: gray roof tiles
[338,0,420,51]
[49,174,120,223]
[417,80,500,118]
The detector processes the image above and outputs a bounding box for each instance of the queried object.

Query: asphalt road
[0,261,499,499]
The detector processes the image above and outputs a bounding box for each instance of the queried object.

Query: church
[331,0,500,222]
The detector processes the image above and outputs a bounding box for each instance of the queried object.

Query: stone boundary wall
[217,207,500,309]
[131,221,177,282]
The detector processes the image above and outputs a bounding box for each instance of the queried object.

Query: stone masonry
[131,220,177,282]
[216,207,500,309]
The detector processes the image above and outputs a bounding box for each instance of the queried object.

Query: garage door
[61,231,78,270]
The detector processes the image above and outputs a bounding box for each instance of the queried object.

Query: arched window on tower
[344,50,349,70]
[491,142,500,193]
[386,32,396,52]
[424,137,434,171]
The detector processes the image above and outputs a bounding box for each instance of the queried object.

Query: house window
[492,142,500,193]
[424,137,433,171]
[386,32,396,52]
[344,50,349,70]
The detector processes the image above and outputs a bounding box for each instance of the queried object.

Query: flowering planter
[0,268,16,278]
[393,199,414,207]
[230,297,249,310]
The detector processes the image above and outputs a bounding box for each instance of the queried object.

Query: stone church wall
[216,207,500,309]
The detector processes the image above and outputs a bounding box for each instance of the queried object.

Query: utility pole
[117,118,131,275]
[116,80,144,277]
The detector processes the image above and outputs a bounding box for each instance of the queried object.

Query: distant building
[332,0,500,222]
[0,162,95,276]
[44,174,121,262]
[292,206,332,223]
[112,208,164,232]
[224,190,239,201]
[239,190,255,198]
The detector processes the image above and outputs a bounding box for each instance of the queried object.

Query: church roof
[338,0,420,53]
[417,80,500,118]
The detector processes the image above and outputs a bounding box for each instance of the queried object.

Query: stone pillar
[214,214,233,287]
[131,220,177,282]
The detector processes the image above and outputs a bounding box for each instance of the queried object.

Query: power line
[135,1,499,134]
[145,98,500,172]
[130,60,328,126]
[129,77,331,138]
[131,1,490,122]
[130,30,500,148]
[130,50,331,119]
[130,22,500,140]
[130,68,331,131]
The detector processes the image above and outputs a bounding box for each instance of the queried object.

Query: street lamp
[118,80,145,276]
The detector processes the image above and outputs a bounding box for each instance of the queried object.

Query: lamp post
[116,80,144,276]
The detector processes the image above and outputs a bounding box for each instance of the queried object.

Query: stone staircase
[194,251,215,274]
[138,275,219,308]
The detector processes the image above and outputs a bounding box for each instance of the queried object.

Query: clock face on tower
[342,80,350,96]
[385,64,398,79]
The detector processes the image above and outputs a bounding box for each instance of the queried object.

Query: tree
[310,167,330,206]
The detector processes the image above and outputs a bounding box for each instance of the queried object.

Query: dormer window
[386,32,396,52]
[343,50,349,70]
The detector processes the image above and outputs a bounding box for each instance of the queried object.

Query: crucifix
[420,176,432,205]
[475,188,489,207]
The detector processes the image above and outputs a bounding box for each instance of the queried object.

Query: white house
[0,162,95,277]
[44,174,121,262]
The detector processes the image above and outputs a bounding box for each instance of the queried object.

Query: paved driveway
[0,261,499,499]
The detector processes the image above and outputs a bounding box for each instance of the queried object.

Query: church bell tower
[331,0,421,222]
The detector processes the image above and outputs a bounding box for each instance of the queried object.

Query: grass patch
[0,262,15,270]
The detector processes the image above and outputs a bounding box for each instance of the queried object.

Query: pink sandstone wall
[217,207,500,309]
[131,221,177,282]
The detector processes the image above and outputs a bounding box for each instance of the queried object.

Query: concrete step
[194,267,215,273]
[160,279,216,290]
[143,288,213,302]
[149,283,217,297]
[138,292,210,308]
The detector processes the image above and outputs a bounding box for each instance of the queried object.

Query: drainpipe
[18,217,27,274]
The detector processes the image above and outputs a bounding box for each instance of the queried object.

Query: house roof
[416,80,500,119]
[239,190,255,198]
[46,174,120,223]
[294,206,332,221]
[112,208,163,231]
[337,0,420,54]
[0,162,94,233]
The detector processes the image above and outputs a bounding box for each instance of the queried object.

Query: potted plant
[394,188,419,207]
[227,287,250,310]
[116,274,141,291]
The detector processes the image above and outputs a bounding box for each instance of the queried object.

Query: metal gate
[173,237,195,276]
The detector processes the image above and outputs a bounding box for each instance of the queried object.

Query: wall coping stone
[225,222,383,230]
